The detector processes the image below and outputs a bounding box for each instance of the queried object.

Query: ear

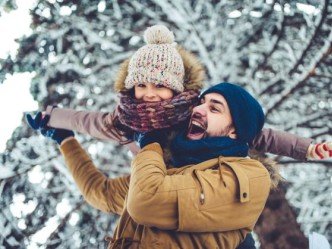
[228,127,237,139]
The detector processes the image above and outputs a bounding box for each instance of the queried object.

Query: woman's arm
[45,106,140,154]
[250,128,313,160]
[45,106,120,140]
[59,137,130,215]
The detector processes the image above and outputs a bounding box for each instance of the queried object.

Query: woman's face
[134,83,174,102]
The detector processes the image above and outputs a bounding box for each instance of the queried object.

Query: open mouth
[187,119,207,140]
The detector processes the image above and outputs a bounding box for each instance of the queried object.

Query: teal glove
[133,129,169,148]
[26,112,74,144]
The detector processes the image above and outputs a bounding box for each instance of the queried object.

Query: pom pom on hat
[144,25,175,44]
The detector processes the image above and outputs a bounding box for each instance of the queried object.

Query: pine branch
[279,160,332,167]
[310,127,332,139]
[46,201,85,246]
[312,74,332,80]
[264,33,332,117]
[284,111,332,131]
[288,0,329,75]
[238,0,277,48]
[259,0,329,96]
[251,7,286,78]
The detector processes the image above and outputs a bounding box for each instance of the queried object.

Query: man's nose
[192,105,207,117]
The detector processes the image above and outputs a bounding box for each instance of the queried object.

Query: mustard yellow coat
[60,138,271,249]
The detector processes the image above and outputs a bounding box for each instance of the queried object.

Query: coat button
[243,192,247,198]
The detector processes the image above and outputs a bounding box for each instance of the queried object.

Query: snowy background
[0,0,331,248]
[0,0,37,152]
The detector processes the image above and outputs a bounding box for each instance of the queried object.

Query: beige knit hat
[125,25,185,92]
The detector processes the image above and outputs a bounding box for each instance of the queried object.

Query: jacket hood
[249,150,283,189]
[114,46,205,93]
[164,142,282,190]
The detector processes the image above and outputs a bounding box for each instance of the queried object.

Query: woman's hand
[26,112,74,145]
[307,142,332,160]
[133,129,169,148]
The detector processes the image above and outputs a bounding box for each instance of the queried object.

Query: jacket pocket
[194,169,235,211]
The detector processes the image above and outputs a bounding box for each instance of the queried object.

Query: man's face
[187,93,236,140]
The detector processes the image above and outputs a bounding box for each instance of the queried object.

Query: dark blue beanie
[200,82,265,144]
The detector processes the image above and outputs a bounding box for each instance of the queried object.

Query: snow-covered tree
[1,0,331,248]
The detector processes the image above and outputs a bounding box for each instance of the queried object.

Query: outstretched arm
[45,106,140,154]
[251,128,332,161]
[251,128,312,160]
[45,106,130,140]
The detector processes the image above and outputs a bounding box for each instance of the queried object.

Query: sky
[0,0,38,152]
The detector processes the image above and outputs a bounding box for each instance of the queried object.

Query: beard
[212,124,234,137]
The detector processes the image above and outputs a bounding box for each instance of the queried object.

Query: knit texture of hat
[200,82,265,144]
[125,25,185,92]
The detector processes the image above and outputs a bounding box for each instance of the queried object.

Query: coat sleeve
[250,128,313,160]
[127,143,270,233]
[60,137,129,215]
[45,105,140,154]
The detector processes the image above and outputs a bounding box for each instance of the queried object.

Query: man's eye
[210,107,220,113]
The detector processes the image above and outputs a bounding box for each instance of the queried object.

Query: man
[27,82,273,248]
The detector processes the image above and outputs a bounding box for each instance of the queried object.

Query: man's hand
[307,142,332,160]
[26,112,74,145]
[133,129,169,148]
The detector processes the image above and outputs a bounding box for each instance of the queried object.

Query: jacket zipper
[193,169,205,205]
[199,191,205,205]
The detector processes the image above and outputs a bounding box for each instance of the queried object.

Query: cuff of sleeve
[141,143,163,156]
[45,105,56,116]
[296,137,313,160]
[60,137,79,154]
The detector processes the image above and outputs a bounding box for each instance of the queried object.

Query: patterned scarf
[170,130,249,167]
[117,90,199,132]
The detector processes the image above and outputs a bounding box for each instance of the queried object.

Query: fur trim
[177,46,205,91]
[113,46,205,92]
[249,150,284,189]
[114,59,130,93]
